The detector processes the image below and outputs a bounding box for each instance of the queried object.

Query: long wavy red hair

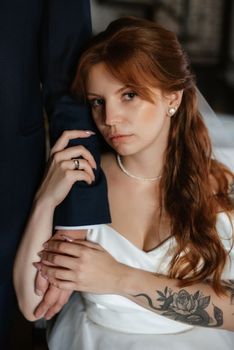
[71,17,234,294]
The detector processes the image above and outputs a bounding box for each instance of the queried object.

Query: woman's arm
[13,130,96,321]
[37,239,234,331]
[13,198,54,321]
[122,267,234,331]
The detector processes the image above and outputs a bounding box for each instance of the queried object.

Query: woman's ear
[168,90,183,108]
[166,90,183,117]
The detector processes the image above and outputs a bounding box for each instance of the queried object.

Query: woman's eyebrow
[87,86,128,97]
[86,92,102,97]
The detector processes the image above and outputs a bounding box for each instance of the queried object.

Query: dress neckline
[103,224,174,254]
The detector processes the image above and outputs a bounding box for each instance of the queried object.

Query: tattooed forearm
[133,287,223,327]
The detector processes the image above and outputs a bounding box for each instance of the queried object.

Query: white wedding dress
[48,212,234,350]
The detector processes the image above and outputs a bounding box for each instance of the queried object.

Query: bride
[14,17,234,349]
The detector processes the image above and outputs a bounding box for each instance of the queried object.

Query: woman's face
[86,63,176,157]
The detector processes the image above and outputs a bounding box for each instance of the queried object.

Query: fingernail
[43,242,48,248]
[35,289,43,296]
[85,130,95,135]
[62,235,75,242]
[37,252,43,257]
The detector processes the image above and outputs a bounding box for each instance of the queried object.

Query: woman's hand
[33,281,72,320]
[33,230,85,319]
[35,130,96,207]
[34,238,126,295]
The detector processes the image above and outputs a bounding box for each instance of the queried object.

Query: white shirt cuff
[55,225,99,230]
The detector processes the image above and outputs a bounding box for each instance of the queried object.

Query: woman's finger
[59,159,95,181]
[62,237,103,251]
[50,280,77,291]
[64,169,94,186]
[51,130,95,155]
[44,301,64,320]
[34,271,49,296]
[53,145,96,170]
[34,285,62,318]
[44,289,72,320]
[69,158,95,181]
[41,252,77,270]
[40,264,74,281]
[43,240,83,257]
[54,229,87,241]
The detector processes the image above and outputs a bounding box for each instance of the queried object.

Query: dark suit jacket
[0,0,111,286]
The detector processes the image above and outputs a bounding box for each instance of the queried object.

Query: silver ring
[73,158,80,170]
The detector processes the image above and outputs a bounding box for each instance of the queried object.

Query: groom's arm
[39,0,111,227]
[33,0,111,319]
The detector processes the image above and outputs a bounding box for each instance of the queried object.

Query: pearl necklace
[116,154,162,182]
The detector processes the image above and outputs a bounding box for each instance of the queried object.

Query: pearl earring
[168,107,177,117]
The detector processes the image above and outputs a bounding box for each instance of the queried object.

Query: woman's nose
[104,102,122,126]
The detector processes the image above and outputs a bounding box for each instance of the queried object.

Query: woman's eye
[90,98,104,108]
[123,92,138,101]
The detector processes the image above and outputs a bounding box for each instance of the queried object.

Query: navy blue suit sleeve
[39,0,111,226]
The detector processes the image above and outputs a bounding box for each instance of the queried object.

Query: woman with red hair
[14,17,234,349]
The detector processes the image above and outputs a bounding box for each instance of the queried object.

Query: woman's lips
[109,134,133,142]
